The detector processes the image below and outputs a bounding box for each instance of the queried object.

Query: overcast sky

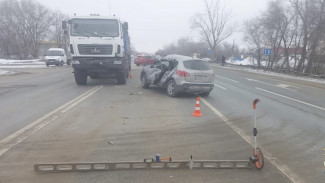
[39,0,268,53]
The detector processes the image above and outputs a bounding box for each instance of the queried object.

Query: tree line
[156,0,325,75]
[0,0,68,59]
[245,0,325,75]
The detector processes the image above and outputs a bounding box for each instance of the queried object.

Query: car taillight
[177,70,190,77]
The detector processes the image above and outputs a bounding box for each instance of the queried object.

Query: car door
[146,60,162,83]
[157,60,175,87]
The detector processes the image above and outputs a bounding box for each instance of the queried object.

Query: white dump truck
[62,15,131,85]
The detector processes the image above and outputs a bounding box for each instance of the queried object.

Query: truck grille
[78,44,113,55]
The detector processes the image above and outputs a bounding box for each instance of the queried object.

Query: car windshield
[46,50,62,56]
[183,60,211,71]
[70,19,119,37]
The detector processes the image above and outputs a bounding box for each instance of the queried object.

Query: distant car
[140,54,215,97]
[45,48,67,67]
[134,55,155,66]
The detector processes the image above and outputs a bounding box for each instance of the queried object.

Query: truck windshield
[70,19,119,37]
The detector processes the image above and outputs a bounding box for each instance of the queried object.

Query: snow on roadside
[0,59,44,65]
[0,69,15,76]
[0,58,46,69]
[219,65,325,84]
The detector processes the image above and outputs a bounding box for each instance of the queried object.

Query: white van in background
[45,48,67,67]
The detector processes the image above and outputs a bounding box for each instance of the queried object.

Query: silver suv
[140,54,215,97]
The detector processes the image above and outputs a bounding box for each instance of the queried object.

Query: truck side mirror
[62,21,67,30]
[124,22,128,31]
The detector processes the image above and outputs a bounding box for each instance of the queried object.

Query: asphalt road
[0,64,324,183]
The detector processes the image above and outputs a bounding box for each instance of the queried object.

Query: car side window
[153,61,161,69]
[161,60,170,70]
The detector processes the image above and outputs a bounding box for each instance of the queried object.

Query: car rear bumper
[176,83,214,94]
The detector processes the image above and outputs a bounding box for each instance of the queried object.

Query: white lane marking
[247,78,297,92]
[214,84,227,90]
[60,87,102,113]
[0,86,103,157]
[201,98,301,183]
[215,75,239,83]
[276,83,293,89]
[256,87,325,111]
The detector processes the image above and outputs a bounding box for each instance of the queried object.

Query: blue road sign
[264,48,272,55]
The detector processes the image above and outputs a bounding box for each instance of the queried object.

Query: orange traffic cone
[192,97,202,117]
[129,71,133,79]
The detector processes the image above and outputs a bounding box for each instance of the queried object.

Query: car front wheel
[141,73,150,89]
[166,80,178,97]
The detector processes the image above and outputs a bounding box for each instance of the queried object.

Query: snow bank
[0,59,46,68]
[226,57,267,66]
[227,56,306,69]
[0,69,15,76]
[0,59,44,65]
[221,65,325,84]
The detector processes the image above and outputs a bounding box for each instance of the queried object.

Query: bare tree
[190,0,234,61]
[261,0,287,68]
[155,37,209,58]
[244,17,264,68]
[292,0,325,73]
[278,3,296,69]
[0,0,53,59]
[50,11,69,50]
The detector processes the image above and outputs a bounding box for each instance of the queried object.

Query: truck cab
[62,15,131,85]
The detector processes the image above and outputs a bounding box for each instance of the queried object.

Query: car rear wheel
[136,64,140,66]
[141,73,150,89]
[166,80,178,97]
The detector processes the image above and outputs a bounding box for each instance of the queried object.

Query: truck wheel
[116,69,127,84]
[126,68,130,78]
[166,80,179,97]
[141,73,150,89]
[74,69,87,85]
